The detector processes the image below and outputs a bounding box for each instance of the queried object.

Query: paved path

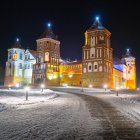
[0,91,140,140]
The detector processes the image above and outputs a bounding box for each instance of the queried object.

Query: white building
[4,39,36,87]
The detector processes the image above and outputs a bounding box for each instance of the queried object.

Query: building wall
[4,48,36,87]
[32,38,60,86]
[82,28,114,88]
[59,62,82,86]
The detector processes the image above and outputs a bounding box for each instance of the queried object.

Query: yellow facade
[113,68,124,89]
[59,61,137,89]
[59,62,82,86]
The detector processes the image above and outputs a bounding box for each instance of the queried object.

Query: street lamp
[104,84,107,92]
[25,86,30,101]
[8,85,11,90]
[41,84,45,92]
[89,84,92,88]
[116,87,120,96]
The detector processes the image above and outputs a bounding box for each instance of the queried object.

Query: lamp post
[8,85,11,90]
[25,86,30,101]
[116,87,119,96]
[104,84,107,92]
[41,84,45,92]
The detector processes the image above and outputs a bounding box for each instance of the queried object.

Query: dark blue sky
[0,0,140,86]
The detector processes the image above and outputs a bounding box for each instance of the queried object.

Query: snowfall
[0,87,140,139]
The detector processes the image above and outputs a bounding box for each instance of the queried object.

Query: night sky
[0,0,140,86]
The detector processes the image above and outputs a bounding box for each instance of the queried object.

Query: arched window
[94,62,98,72]
[45,52,49,62]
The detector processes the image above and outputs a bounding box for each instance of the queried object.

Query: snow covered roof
[113,57,123,72]
[28,49,37,59]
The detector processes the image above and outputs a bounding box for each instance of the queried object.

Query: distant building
[4,39,36,87]
[82,17,113,88]
[4,18,136,89]
[32,24,60,86]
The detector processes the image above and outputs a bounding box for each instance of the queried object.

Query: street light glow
[104,85,107,88]
[41,84,44,88]
[25,86,30,91]
[69,75,73,78]
[89,84,92,88]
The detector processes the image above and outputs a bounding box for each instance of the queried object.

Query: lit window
[45,52,49,62]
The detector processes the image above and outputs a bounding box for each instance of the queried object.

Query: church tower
[122,49,136,89]
[82,17,114,88]
[4,38,25,86]
[32,23,60,86]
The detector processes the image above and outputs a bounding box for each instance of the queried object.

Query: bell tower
[32,23,60,86]
[82,17,113,88]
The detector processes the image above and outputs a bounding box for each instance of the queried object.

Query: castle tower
[32,23,60,86]
[4,38,25,86]
[82,17,114,88]
[123,49,136,89]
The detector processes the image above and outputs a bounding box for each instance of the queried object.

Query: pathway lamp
[41,84,45,92]
[25,86,30,101]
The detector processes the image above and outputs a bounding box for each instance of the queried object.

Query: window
[25,55,27,60]
[89,65,91,70]
[45,52,49,61]
[28,54,30,59]
[25,64,27,69]
[95,65,97,69]
[31,64,33,69]
[28,64,30,69]
[20,53,22,60]
[19,63,22,69]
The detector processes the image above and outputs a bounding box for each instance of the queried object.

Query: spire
[88,16,104,30]
[40,23,58,40]
[126,48,133,57]
[11,38,22,49]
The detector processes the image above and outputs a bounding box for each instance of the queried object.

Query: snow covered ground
[1,87,140,139]
[0,89,57,112]
[52,86,140,122]
[0,89,104,140]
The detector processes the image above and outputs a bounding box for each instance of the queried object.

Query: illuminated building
[121,49,136,89]
[4,18,136,89]
[59,60,82,86]
[4,39,36,86]
[82,17,114,88]
[32,23,60,86]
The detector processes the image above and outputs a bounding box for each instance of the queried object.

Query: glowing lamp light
[16,38,19,42]
[48,23,51,27]
[53,75,57,79]
[96,16,99,21]
[41,84,45,88]
[104,85,107,88]
[69,75,73,78]
[49,76,53,80]
[89,84,92,88]
[60,74,63,78]
[137,88,139,91]
[127,48,130,52]
[116,87,120,90]
[120,86,123,89]
[15,83,19,88]
[25,86,30,91]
